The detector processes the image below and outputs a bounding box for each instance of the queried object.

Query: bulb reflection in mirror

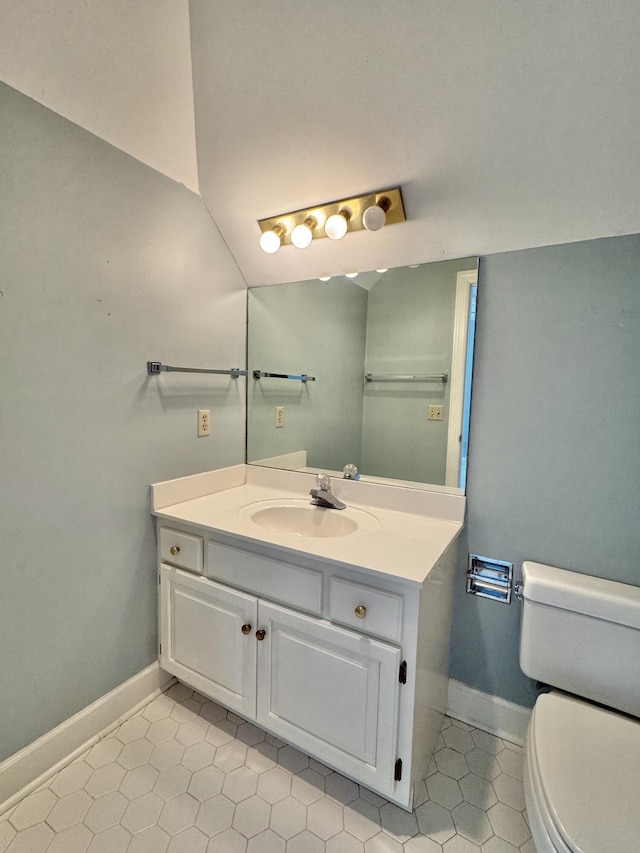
[344,272,358,278]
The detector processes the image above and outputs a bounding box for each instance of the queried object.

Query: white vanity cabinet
[157,519,458,810]
[258,600,400,795]
[160,566,258,718]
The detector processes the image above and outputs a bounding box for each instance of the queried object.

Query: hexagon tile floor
[0,683,535,853]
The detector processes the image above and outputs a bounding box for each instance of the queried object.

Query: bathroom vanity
[152,464,465,810]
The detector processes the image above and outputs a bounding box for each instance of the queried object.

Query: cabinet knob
[354,605,367,619]
[170,545,180,556]
[241,624,252,635]
[255,629,266,641]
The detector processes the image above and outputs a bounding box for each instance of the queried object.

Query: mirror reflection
[247,258,478,491]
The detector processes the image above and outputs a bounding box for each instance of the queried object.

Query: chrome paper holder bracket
[466,555,515,604]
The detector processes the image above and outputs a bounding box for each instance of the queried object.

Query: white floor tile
[486,803,530,847]
[307,796,344,840]
[0,685,534,853]
[44,822,92,853]
[83,791,128,833]
[194,794,234,836]
[344,798,382,842]
[86,824,131,853]
[47,790,92,832]
[222,766,259,803]
[232,794,271,838]
[121,792,164,834]
[8,789,57,831]
[5,821,53,853]
[188,765,225,802]
[269,796,307,839]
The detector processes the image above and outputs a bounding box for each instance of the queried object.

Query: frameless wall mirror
[247,257,478,492]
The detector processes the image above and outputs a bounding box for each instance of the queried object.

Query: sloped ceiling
[0,0,199,192]
[190,0,640,286]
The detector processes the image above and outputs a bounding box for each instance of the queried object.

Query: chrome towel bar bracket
[252,370,316,382]
[365,372,448,383]
[147,362,247,378]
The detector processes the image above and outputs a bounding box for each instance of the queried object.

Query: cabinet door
[256,601,401,797]
[160,565,257,718]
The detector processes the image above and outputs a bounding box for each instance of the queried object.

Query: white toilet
[519,561,640,853]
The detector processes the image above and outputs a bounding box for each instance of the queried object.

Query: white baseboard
[447,679,531,746]
[0,662,174,816]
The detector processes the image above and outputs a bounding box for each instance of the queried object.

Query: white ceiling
[190,0,640,286]
[2,1,639,289]
[0,0,198,192]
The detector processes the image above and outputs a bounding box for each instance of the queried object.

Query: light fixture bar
[257,187,405,248]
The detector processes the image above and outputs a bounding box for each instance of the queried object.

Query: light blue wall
[247,280,368,471]
[450,235,640,707]
[3,81,639,764]
[0,84,247,761]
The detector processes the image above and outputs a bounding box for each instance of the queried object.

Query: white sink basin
[242,499,379,539]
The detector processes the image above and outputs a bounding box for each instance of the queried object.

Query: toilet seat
[526,691,640,853]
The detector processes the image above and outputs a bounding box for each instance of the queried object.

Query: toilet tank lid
[522,561,640,629]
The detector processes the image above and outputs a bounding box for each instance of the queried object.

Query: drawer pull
[354,605,367,619]
[170,545,181,556]
[255,629,266,641]
[241,624,252,635]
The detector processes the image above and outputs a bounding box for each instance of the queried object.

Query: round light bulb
[376,268,388,273]
[362,204,387,232]
[291,224,312,248]
[319,276,331,281]
[291,217,316,249]
[259,229,282,254]
[345,272,358,278]
[325,212,349,240]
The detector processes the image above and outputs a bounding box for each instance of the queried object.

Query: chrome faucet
[309,474,346,510]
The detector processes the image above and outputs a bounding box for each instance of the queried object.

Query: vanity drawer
[207,541,322,615]
[159,527,203,574]
[329,577,403,643]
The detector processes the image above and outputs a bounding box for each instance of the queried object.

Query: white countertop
[152,465,465,587]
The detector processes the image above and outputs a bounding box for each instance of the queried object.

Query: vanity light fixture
[257,187,405,252]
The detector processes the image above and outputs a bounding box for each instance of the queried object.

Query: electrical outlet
[198,409,210,436]
[275,406,284,428]
[428,404,444,421]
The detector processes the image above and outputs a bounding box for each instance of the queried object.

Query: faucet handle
[315,473,331,491]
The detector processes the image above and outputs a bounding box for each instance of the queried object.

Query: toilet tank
[520,561,640,718]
